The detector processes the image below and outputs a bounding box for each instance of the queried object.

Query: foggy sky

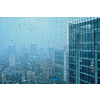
[0,17,85,51]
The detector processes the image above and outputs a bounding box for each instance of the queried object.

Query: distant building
[37,48,44,65]
[48,48,55,63]
[27,71,35,83]
[33,65,40,75]
[21,47,27,56]
[54,50,67,82]
[9,53,15,66]
[43,59,53,78]
[2,70,7,84]
[8,45,16,55]
[0,65,3,71]
[30,44,37,57]
[24,52,29,63]
[40,67,43,75]
[22,73,26,81]
[47,67,52,78]
[5,45,16,59]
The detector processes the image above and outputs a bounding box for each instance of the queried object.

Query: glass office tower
[69,17,100,84]
[54,50,64,81]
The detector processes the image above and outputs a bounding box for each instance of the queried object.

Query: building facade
[48,48,55,64]
[30,44,37,57]
[69,17,100,84]
[43,59,53,78]
[54,50,67,82]
[9,53,15,67]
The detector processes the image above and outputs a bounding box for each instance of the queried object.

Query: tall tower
[30,44,37,57]
[69,17,100,84]
[48,48,55,64]
[9,53,15,66]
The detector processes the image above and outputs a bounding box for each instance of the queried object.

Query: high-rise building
[8,45,16,54]
[33,65,40,75]
[2,70,7,84]
[47,67,52,78]
[69,17,100,84]
[21,47,27,56]
[9,53,15,66]
[24,52,29,63]
[43,59,53,78]
[27,71,35,83]
[48,48,55,63]
[30,44,37,57]
[54,50,67,82]
[37,48,44,65]
[5,45,16,59]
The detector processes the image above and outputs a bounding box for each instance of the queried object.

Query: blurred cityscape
[0,45,68,84]
[0,17,100,84]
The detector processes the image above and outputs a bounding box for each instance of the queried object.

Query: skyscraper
[30,44,37,57]
[69,17,100,84]
[8,45,16,55]
[48,48,55,64]
[21,47,27,56]
[9,53,15,67]
[54,50,67,82]
[37,48,44,65]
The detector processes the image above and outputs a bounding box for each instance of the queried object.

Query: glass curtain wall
[69,17,100,84]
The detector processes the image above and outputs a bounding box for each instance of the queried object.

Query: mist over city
[0,17,99,84]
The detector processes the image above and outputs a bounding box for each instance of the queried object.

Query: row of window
[80,51,94,58]
[55,66,64,73]
[80,81,88,84]
[69,77,76,84]
[55,55,64,61]
[80,73,95,83]
[69,64,76,70]
[98,70,100,77]
[98,79,100,84]
[80,66,94,75]
[70,51,100,59]
[69,51,100,60]
[69,51,75,56]
[69,57,75,62]
[80,44,94,50]
[80,59,94,66]
[69,70,75,76]
[55,60,64,66]
[55,52,64,57]
[70,43,100,51]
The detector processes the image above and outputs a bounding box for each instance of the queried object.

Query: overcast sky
[0,17,86,51]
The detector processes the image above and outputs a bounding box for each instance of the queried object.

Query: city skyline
[0,17,100,84]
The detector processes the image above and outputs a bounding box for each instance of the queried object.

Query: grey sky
[0,17,85,50]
